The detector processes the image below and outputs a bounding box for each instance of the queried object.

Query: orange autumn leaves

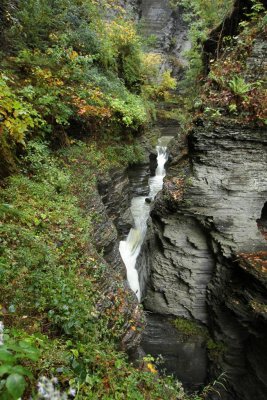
[72,85,112,120]
[73,95,112,120]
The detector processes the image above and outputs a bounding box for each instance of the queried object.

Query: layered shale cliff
[138,20,267,400]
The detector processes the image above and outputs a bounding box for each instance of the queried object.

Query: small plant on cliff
[228,76,251,98]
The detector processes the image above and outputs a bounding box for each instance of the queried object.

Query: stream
[119,136,172,301]
[119,134,208,393]
[118,1,208,386]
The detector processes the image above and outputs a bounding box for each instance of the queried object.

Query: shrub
[0,75,43,145]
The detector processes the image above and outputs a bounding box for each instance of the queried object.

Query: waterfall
[119,136,172,301]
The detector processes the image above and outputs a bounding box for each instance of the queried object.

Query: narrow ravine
[119,136,172,300]
[119,133,208,393]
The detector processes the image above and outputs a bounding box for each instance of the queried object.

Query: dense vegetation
[0,1,194,399]
[0,140,198,399]
[167,0,266,130]
[0,0,176,176]
[201,2,267,125]
[171,0,234,89]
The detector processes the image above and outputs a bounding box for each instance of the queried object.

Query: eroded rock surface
[142,118,267,308]
[98,168,133,239]
[141,120,267,398]
[140,313,207,391]
[138,0,190,79]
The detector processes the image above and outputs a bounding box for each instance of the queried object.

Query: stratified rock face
[98,168,134,239]
[139,0,190,74]
[140,0,173,45]
[84,185,124,274]
[207,251,267,400]
[141,121,267,398]
[142,211,215,323]
[127,164,150,197]
[143,122,267,318]
[186,124,267,252]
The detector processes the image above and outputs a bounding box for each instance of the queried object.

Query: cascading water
[119,136,172,300]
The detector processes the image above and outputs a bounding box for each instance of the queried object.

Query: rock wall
[98,168,134,239]
[83,171,127,273]
[139,34,267,398]
[142,122,267,315]
[135,0,191,79]
[140,313,208,391]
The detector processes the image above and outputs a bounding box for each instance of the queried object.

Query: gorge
[0,0,266,399]
[107,1,267,399]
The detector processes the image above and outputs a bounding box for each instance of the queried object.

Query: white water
[119,136,172,301]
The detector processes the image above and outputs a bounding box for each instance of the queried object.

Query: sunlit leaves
[0,75,44,144]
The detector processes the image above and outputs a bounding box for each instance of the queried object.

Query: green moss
[206,339,227,359]
[172,317,208,338]
[172,318,226,361]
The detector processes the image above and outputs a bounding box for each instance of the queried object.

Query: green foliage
[23,141,70,191]
[206,339,226,359]
[102,142,145,166]
[0,75,44,144]
[109,95,148,127]
[202,10,267,125]
[0,141,202,399]
[0,0,166,173]
[141,53,177,101]
[0,331,39,399]
[176,0,234,93]
[3,0,98,52]
[203,107,222,119]
[173,318,226,361]
[176,0,267,127]
[249,0,266,17]
[172,318,207,338]
[0,156,94,340]
[228,76,251,97]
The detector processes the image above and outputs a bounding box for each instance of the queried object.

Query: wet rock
[207,252,267,400]
[127,164,150,196]
[86,188,125,274]
[140,313,207,392]
[143,121,267,305]
[141,120,267,398]
[140,0,173,49]
[143,210,215,323]
[98,168,133,238]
